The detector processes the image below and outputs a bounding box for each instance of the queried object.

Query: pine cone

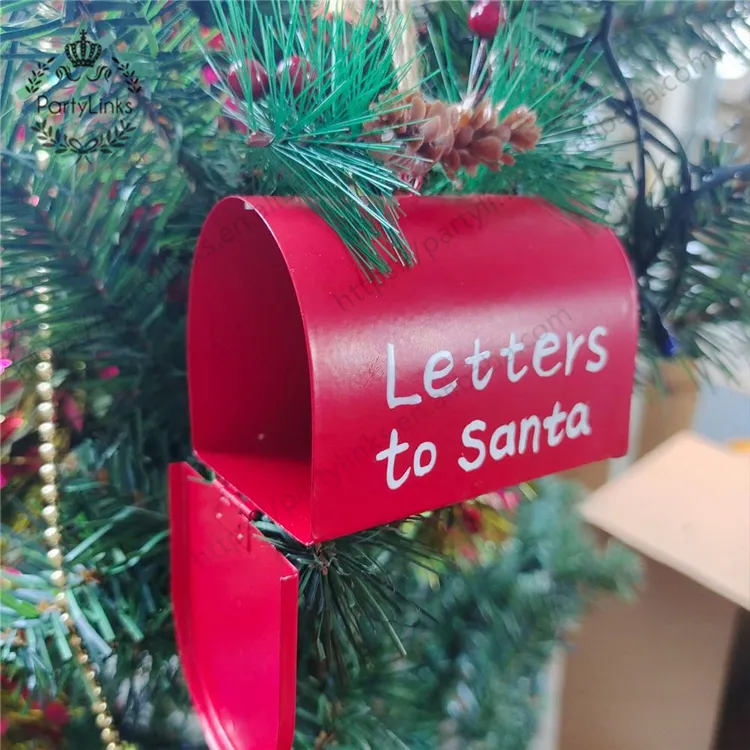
[362,93,542,181]
[501,104,542,152]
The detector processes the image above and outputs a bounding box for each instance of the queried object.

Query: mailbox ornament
[169,193,638,749]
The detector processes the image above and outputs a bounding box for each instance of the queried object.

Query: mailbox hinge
[211,473,259,553]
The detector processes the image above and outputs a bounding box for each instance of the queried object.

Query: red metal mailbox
[185,194,638,544]
[169,194,638,749]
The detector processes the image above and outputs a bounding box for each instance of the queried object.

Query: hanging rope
[381,0,421,92]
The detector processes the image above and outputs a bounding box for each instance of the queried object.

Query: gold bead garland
[33,277,123,750]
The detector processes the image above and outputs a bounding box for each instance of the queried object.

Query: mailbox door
[169,463,298,750]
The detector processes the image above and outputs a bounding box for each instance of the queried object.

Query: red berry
[3,446,42,481]
[224,99,248,134]
[207,32,225,51]
[131,206,147,223]
[468,1,505,39]
[0,379,22,401]
[227,64,242,98]
[228,59,269,100]
[202,64,220,86]
[277,56,317,96]
[98,365,120,380]
[0,413,24,443]
[59,392,83,432]
[249,60,270,99]
[460,505,483,534]
[43,700,70,728]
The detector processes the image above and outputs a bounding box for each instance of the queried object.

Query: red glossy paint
[186,195,638,545]
[169,463,298,750]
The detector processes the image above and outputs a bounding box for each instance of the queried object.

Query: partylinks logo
[26,28,142,159]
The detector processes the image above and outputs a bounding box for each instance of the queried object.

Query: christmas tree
[1,1,747,748]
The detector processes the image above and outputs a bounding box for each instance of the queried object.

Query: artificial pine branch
[537,0,750,83]
[255,515,440,676]
[422,2,616,219]
[294,482,640,749]
[540,0,750,369]
[208,0,418,275]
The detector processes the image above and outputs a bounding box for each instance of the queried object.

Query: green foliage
[530,0,750,84]
[293,482,640,750]
[259,517,441,675]
[209,0,418,275]
[1,2,219,744]
[423,2,618,220]
[638,142,750,378]
[597,0,749,81]
[553,1,750,372]
[426,0,750,367]
[0,1,743,748]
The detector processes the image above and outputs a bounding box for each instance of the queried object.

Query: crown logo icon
[64,29,102,68]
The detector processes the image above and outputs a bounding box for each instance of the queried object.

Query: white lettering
[532,332,562,377]
[458,420,487,472]
[424,350,458,398]
[489,422,516,460]
[465,338,494,391]
[500,332,528,383]
[565,332,586,375]
[414,441,437,476]
[566,402,592,439]
[376,428,412,489]
[386,342,422,408]
[519,415,542,454]
[543,401,567,447]
[585,326,609,373]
